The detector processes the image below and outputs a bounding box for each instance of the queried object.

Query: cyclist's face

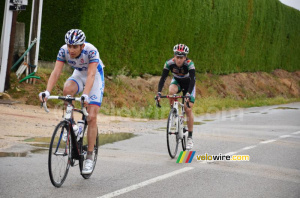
[67,44,84,58]
[174,55,186,67]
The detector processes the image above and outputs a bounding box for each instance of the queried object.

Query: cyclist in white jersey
[39,29,104,174]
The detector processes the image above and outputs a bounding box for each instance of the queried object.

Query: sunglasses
[174,51,187,56]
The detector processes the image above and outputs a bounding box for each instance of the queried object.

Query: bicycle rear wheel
[48,121,71,187]
[167,108,179,158]
[79,127,99,179]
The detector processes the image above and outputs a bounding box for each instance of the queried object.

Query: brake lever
[186,96,191,108]
[155,96,161,108]
[81,96,89,116]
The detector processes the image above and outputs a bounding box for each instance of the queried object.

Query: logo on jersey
[68,60,76,65]
[172,68,179,74]
[81,59,84,64]
[90,95,97,100]
[89,50,97,59]
[82,50,88,55]
[58,48,65,58]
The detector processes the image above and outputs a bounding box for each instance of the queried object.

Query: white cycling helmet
[65,29,86,45]
[173,44,189,56]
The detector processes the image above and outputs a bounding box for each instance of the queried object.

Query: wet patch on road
[155,127,167,131]
[24,133,136,148]
[0,151,28,157]
[273,107,299,110]
[184,121,205,125]
[0,133,136,157]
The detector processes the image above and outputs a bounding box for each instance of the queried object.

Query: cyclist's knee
[169,84,178,95]
[63,81,77,96]
[87,113,97,125]
[185,102,194,110]
[63,86,76,96]
[87,106,98,124]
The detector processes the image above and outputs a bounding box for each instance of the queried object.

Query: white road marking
[224,152,237,156]
[98,130,300,197]
[97,167,194,198]
[222,131,300,158]
[279,135,291,138]
[260,139,277,144]
[241,145,257,150]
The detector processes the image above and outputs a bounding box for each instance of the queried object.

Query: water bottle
[76,120,85,141]
[73,124,79,136]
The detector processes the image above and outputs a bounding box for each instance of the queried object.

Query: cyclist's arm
[82,62,97,95]
[187,69,195,94]
[46,60,64,93]
[158,69,169,92]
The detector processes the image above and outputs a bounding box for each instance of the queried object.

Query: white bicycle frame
[173,100,187,140]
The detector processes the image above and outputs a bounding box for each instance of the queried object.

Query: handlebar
[41,94,89,116]
[155,95,191,108]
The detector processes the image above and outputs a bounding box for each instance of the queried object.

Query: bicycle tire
[182,131,187,151]
[167,108,179,158]
[79,127,99,179]
[48,121,71,187]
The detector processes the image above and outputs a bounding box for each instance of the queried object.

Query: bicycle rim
[48,121,71,187]
[167,108,179,158]
[80,128,99,179]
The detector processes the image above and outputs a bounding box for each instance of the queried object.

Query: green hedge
[1,0,300,76]
[81,0,300,75]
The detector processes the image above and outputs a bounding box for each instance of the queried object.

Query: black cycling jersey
[158,58,196,94]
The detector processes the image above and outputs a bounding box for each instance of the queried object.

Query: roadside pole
[27,0,43,84]
[5,10,18,90]
[0,0,28,93]
[0,0,13,93]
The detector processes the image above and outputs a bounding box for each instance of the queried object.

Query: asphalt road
[1,103,300,198]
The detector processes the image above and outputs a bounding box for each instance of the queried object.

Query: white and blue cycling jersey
[57,42,105,107]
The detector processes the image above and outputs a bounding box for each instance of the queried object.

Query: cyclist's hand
[81,94,90,106]
[185,93,191,102]
[156,92,161,101]
[155,92,161,108]
[39,90,50,102]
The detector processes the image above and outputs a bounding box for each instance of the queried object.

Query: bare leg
[168,84,178,107]
[185,102,194,132]
[86,105,99,154]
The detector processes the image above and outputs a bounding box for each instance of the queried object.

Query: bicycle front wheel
[182,130,187,151]
[48,121,71,187]
[167,108,179,158]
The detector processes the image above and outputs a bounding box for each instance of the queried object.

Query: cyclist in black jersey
[157,44,196,150]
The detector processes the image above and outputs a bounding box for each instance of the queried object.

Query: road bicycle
[155,94,191,158]
[41,94,99,187]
